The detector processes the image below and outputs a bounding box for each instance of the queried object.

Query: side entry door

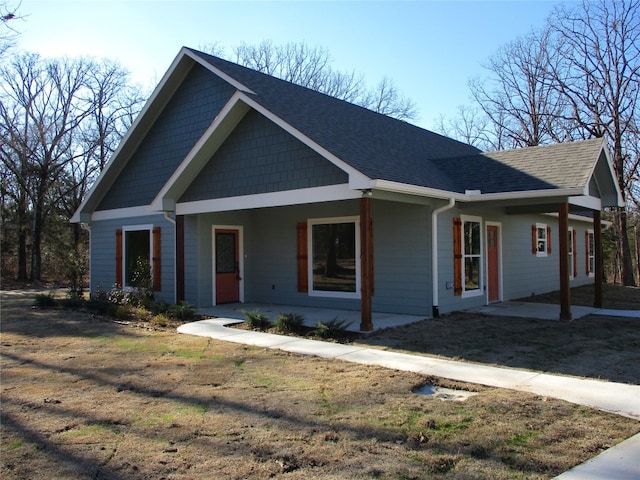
[215,229,240,304]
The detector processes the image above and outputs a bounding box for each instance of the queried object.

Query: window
[462,216,482,296]
[535,223,547,256]
[308,217,360,298]
[116,225,161,291]
[125,228,151,287]
[586,230,595,277]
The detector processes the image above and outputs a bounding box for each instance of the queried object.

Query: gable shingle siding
[179,110,348,202]
[97,64,236,210]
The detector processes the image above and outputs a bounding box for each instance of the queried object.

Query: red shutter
[115,229,123,287]
[585,230,590,275]
[531,225,537,254]
[453,217,462,296]
[153,226,161,291]
[296,222,308,292]
[572,229,577,278]
[547,226,552,254]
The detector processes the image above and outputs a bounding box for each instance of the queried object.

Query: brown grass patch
[1,289,638,479]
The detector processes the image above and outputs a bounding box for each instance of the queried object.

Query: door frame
[485,221,502,304]
[211,225,244,306]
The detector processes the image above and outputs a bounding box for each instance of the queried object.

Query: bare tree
[1,1,20,57]
[203,40,418,122]
[468,28,570,148]
[0,53,143,282]
[547,0,640,286]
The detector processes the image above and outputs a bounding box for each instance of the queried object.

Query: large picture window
[309,217,360,298]
[462,216,482,296]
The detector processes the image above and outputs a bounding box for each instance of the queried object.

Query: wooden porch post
[558,202,572,320]
[593,209,603,308]
[360,195,373,331]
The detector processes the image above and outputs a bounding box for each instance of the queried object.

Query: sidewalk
[178,317,640,479]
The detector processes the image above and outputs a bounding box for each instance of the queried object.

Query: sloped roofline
[71,48,197,223]
[150,90,372,212]
[72,47,624,223]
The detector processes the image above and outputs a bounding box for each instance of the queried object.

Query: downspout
[163,211,177,304]
[431,198,455,318]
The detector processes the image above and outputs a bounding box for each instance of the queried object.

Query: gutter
[431,198,456,318]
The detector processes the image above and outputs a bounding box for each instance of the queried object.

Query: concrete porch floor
[198,303,427,332]
[197,300,634,332]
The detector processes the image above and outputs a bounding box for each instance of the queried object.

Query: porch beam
[558,202,572,320]
[593,209,603,308]
[360,195,373,331]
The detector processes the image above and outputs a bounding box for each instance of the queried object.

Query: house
[71,47,624,330]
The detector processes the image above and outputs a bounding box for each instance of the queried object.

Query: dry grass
[1,288,639,479]
[360,284,640,384]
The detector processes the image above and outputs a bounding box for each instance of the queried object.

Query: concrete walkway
[178,315,640,479]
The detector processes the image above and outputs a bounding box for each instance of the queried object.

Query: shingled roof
[188,49,611,197]
[188,48,479,193]
[71,47,622,223]
[432,138,606,195]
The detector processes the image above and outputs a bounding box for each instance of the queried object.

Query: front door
[215,229,240,304]
[486,224,500,303]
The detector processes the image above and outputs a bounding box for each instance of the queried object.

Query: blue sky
[15,0,569,130]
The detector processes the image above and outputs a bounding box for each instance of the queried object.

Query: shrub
[149,300,170,316]
[151,313,171,327]
[60,296,84,309]
[274,313,305,333]
[312,317,353,339]
[33,293,57,308]
[242,309,271,331]
[168,301,197,321]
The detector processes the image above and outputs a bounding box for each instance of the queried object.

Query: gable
[96,64,236,211]
[178,109,348,203]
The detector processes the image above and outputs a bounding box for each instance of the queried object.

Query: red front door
[215,229,240,304]
[487,225,500,303]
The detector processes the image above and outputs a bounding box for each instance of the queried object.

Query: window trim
[460,215,483,299]
[122,224,153,290]
[307,216,360,299]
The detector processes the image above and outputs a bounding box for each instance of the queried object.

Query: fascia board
[463,187,584,202]
[71,49,195,223]
[176,184,361,215]
[590,143,625,207]
[150,92,250,211]
[370,179,465,201]
[370,179,583,203]
[569,195,602,211]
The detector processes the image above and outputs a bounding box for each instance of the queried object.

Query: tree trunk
[30,200,43,281]
[615,208,636,286]
[16,194,28,281]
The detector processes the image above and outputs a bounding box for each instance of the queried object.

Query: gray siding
[182,199,433,316]
[179,110,348,202]
[90,214,175,304]
[436,207,596,314]
[97,65,235,210]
